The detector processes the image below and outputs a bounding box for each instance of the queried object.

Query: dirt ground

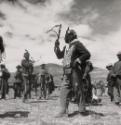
[0,89,121,125]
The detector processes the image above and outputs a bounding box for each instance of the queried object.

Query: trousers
[60,68,86,113]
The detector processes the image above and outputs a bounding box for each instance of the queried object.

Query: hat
[117,51,121,56]
[16,65,22,69]
[41,64,46,69]
[0,64,5,68]
[106,63,113,68]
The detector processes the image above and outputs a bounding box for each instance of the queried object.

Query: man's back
[113,61,121,76]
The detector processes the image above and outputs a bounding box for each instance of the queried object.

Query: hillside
[36,63,108,85]
[9,63,107,86]
[34,63,63,85]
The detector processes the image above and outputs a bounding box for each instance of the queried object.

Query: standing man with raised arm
[54,28,91,117]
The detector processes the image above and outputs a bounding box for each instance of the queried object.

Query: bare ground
[0,89,121,125]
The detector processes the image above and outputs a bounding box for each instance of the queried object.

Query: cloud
[0,0,76,71]
[55,0,121,69]
[73,24,92,37]
[84,27,121,68]
[0,0,121,72]
[60,0,121,35]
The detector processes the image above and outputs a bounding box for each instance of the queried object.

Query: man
[38,64,47,99]
[39,64,54,99]
[106,64,114,102]
[14,65,23,99]
[21,50,34,102]
[0,64,10,99]
[111,51,121,105]
[47,74,55,95]
[54,28,91,117]
[0,36,5,63]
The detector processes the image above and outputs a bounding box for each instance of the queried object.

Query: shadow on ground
[29,95,58,103]
[0,111,29,118]
[68,110,105,118]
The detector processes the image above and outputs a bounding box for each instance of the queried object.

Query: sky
[0,0,121,72]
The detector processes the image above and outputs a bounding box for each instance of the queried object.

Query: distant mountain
[91,67,107,82]
[9,63,107,86]
[35,63,107,85]
[34,63,63,86]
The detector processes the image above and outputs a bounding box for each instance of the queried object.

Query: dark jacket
[21,59,33,74]
[1,68,10,80]
[54,39,90,70]
[14,71,23,83]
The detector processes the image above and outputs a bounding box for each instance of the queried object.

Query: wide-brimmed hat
[106,63,113,69]
[41,64,46,69]
[16,65,22,69]
[117,51,121,56]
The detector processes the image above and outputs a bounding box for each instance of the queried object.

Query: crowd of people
[0,48,55,101]
[0,27,121,118]
[54,28,121,117]
[106,51,121,105]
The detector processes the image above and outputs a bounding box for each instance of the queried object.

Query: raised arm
[54,40,65,59]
